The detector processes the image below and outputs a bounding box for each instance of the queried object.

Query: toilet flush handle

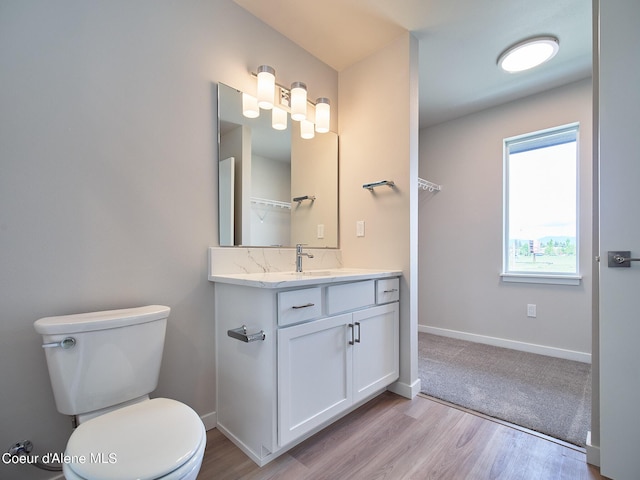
[42,337,76,349]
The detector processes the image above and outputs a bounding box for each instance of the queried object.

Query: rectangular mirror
[218,83,338,247]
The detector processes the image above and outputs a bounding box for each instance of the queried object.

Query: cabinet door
[278,314,353,446]
[352,303,399,403]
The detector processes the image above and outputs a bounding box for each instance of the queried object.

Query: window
[502,124,579,284]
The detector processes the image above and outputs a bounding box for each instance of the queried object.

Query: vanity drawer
[326,280,375,315]
[278,287,323,326]
[377,278,400,304]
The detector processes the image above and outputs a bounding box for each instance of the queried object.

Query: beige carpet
[418,332,591,447]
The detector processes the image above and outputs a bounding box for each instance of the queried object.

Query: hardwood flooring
[198,392,607,480]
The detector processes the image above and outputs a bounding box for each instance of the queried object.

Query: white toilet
[34,305,206,480]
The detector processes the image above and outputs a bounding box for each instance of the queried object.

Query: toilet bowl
[62,398,206,480]
[34,305,206,480]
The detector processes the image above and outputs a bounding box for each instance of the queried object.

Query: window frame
[501,123,582,286]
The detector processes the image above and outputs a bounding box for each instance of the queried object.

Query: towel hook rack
[418,177,442,192]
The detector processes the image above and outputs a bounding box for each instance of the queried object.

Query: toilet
[34,305,206,480]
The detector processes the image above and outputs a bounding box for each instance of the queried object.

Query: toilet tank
[34,305,170,416]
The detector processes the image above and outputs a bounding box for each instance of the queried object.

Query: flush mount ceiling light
[497,36,560,73]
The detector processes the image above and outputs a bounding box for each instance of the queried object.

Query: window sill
[500,273,582,286]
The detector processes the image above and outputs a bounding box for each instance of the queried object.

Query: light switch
[317,224,325,239]
[356,220,365,237]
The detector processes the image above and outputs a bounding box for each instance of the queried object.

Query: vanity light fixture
[256,65,276,109]
[290,82,308,121]
[248,66,331,138]
[497,36,559,73]
[315,98,330,133]
[242,93,260,118]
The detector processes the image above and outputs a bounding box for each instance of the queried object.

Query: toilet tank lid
[34,305,170,335]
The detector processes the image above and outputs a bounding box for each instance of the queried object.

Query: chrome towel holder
[363,180,395,191]
[227,325,266,343]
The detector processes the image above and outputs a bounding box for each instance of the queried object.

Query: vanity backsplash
[208,247,343,276]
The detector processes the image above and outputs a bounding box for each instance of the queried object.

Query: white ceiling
[234,0,592,127]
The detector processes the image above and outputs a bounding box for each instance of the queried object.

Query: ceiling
[233,0,592,127]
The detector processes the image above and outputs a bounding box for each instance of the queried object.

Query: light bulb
[257,65,275,109]
[290,82,307,121]
[242,93,259,118]
[315,98,330,133]
[300,119,315,139]
[272,107,287,130]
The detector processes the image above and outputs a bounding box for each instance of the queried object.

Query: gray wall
[0,2,337,479]
[418,78,593,358]
[338,33,420,397]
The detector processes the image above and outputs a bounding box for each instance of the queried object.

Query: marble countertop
[209,268,402,289]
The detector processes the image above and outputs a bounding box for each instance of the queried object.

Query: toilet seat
[63,398,206,480]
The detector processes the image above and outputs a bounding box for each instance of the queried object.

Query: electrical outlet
[356,220,365,237]
[527,304,537,318]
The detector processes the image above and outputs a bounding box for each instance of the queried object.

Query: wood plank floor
[198,392,608,479]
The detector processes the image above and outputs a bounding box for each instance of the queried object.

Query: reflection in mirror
[218,83,338,248]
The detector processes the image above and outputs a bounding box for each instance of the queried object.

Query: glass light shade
[290,82,307,121]
[300,119,315,139]
[257,65,275,109]
[242,93,260,118]
[315,98,330,133]
[498,36,559,73]
[272,107,287,130]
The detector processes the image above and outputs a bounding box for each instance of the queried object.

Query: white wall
[339,33,420,397]
[419,78,593,360]
[0,2,337,479]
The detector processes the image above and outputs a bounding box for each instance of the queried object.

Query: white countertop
[209,268,402,289]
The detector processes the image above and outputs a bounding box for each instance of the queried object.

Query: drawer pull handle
[348,323,355,345]
[355,322,361,343]
[292,303,315,310]
[228,325,266,343]
[383,288,398,293]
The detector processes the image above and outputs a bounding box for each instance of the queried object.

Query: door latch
[607,251,640,267]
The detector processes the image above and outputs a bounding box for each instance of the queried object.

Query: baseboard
[586,431,601,467]
[200,410,217,431]
[216,422,271,466]
[388,378,421,399]
[419,325,591,363]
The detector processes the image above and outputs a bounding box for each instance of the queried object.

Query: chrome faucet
[296,244,314,272]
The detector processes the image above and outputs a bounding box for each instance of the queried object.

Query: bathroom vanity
[210,268,401,466]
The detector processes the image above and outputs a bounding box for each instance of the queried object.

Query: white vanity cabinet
[278,301,399,446]
[213,271,400,466]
